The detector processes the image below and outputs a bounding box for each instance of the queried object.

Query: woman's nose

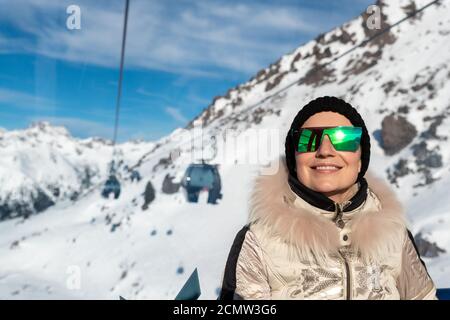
[316,135,336,157]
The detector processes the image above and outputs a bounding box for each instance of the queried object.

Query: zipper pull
[335,217,345,229]
[334,203,345,229]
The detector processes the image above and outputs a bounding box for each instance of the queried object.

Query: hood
[248,156,407,264]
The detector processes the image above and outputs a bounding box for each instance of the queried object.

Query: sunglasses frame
[290,126,362,153]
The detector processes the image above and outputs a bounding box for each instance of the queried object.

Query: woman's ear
[358,159,361,173]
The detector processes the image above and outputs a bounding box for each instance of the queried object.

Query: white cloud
[29,116,113,139]
[185,92,211,107]
[165,107,188,123]
[203,2,319,32]
[0,0,349,77]
[0,88,55,111]
[27,115,175,142]
[136,87,172,102]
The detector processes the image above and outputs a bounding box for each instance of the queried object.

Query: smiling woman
[294,114,362,203]
[220,96,437,300]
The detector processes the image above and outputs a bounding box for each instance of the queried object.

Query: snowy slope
[0,121,155,220]
[1,0,450,299]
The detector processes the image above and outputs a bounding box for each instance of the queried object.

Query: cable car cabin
[181,164,222,204]
[102,175,121,199]
[130,170,141,182]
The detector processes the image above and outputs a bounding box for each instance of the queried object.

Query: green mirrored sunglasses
[291,126,362,153]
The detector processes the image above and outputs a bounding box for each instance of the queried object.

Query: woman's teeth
[315,166,340,171]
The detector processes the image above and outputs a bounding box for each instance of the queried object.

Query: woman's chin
[310,184,339,194]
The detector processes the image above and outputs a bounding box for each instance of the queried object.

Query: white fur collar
[248,156,407,264]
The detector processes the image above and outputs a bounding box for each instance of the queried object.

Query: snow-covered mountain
[0,121,155,220]
[1,0,449,299]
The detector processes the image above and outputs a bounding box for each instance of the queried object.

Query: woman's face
[295,111,361,202]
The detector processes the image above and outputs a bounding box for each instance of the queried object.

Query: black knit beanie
[285,96,371,182]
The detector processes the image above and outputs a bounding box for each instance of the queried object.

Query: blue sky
[0,0,374,141]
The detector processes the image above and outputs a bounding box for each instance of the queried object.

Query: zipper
[335,201,352,300]
[339,250,352,300]
[333,202,349,229]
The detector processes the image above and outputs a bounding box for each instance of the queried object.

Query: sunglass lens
[297,129,316,152]
[326,127,362,151]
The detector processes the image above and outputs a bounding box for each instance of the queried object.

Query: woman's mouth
[311,165,342,173]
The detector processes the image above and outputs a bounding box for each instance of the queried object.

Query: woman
[219,96,436,300]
